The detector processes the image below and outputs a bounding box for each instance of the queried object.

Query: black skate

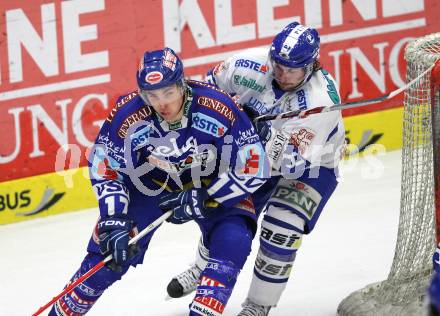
[167,264,202,298]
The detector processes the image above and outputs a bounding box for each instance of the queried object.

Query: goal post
[432,58,440,246]
[337,33,440,316]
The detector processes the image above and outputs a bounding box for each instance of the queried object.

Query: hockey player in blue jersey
[166,22,345,315]
[429,243,440,316]
[48,47,270,315]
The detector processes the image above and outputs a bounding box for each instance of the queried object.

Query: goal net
[337,33,440,316]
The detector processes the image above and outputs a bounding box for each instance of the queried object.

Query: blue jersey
[89,80,269,218]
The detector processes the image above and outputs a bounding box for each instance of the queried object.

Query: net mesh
[337,33,440,316]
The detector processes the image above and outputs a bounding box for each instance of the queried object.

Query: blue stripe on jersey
[271,80,285,100]
[326,124,339,142]
[206,69,218,86]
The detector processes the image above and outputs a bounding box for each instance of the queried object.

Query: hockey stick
[254,63,435,122]
[32,210,173,316]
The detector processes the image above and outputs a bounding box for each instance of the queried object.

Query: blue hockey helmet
[270,22,320,69]
[136,47,184,91]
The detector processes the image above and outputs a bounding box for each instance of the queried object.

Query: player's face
[142,84,184,123]
[271,61,306,91]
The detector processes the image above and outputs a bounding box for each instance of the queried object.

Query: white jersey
[207,47,345,173]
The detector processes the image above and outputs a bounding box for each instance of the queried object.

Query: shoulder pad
[107,90,142,123]
[228,47,270,74]
[187,79,230,96]
[189,80,243,125]
[105,90,154,138]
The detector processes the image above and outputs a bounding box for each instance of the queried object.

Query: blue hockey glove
[158,188,217,224]
[243,105,272,145]
[98,215,131,266]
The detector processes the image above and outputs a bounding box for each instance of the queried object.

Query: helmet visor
[270,59,306,91]
[139,84,183,107]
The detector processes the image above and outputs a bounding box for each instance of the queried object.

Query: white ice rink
[0,150,401,316]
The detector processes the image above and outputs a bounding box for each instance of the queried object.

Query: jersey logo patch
[106,91,138,123]
[96,133,126,163]
[234,126,260,147]
[197,96,236,124]
[233,75,266,93]
[90,146,123,181]
[130,125,152,150]
[117,106,152,138]
[237,143,266,178]
[148,151,215,174]
[145,71,163,84]
[192,112,228,137]
[267,130,288,165]
[270,180,322,219]
[213,61,227,76]
[235,59,268,74]
[295,89,308,110]
[289,128,315,155]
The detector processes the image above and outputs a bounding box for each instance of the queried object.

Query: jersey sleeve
[205,58,236,94]
[88,95,143,218]
[205,48,270,107]
[205,97,270,207]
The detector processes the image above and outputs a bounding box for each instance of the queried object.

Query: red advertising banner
[0,0,438,182]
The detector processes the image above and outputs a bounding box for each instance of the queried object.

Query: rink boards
[1,0,438,225]
[0,107,403,225]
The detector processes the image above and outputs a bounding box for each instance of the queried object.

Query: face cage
[138,78,186,106]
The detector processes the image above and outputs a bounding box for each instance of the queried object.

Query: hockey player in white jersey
[166,22,345,315]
